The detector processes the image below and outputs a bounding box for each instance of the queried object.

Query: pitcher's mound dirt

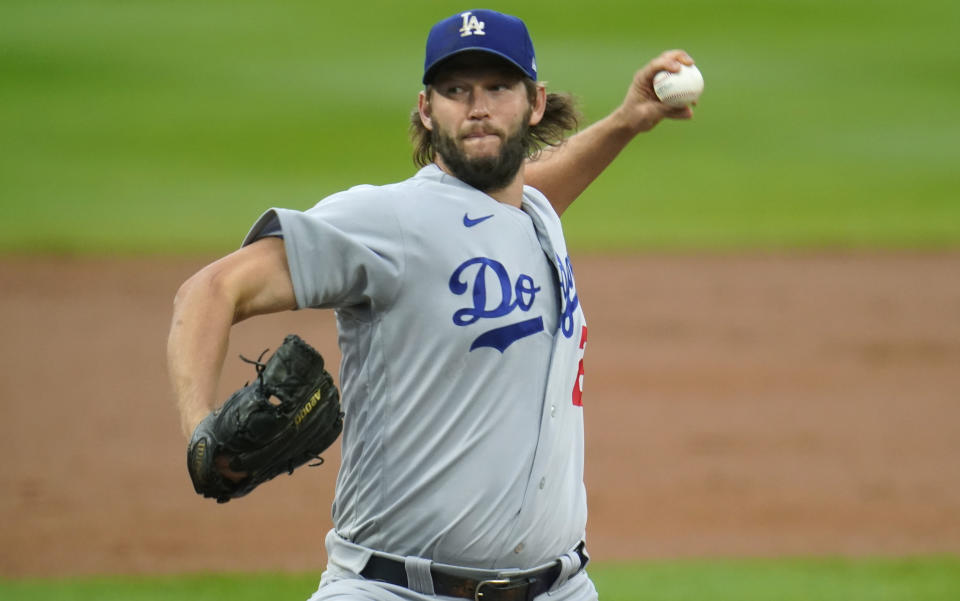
[1,252,958,577]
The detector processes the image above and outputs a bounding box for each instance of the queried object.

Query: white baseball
[653,64,704,107]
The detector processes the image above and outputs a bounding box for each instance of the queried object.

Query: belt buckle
[475,577,531,601]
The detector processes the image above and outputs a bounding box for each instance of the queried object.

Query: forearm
[166,238,299,438]
[525,50,696,216]
[526,105,640,215]
[166,267,238,438]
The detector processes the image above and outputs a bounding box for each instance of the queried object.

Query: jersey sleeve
[242,187,405,311]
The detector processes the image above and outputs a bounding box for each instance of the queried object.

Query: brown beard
[432,113,531,193]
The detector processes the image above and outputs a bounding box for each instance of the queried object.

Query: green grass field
[3,557,960,601]
[2,0,958,254]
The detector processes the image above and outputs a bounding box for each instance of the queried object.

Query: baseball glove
[187,334,343,503]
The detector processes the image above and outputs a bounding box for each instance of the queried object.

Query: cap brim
[423,48,533,84]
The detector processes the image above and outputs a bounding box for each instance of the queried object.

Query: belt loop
[404,556,435,595]
[549,542,586,593]
[577,540,590,569]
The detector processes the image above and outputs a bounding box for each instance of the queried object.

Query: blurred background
[1,1,959,598]
[2,0,957,253]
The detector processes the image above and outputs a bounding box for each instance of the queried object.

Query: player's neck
[434,159,526,208]
[484,171,525,207]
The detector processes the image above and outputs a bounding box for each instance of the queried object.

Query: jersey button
[514,543,525,554]
[539,477,546,489]
[550,404,556,417]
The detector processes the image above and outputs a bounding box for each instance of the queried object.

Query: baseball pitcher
[168,8,695,601]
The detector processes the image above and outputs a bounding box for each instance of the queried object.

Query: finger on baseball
[666,105,694,120]
[652,49,694,73]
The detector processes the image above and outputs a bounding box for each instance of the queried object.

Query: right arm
[166,237,297,438]
[525,49,696,215]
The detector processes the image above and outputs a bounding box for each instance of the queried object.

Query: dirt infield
[1,253,958,577]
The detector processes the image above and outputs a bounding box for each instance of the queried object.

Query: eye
[442,85,466,97]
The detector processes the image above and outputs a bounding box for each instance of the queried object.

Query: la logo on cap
[459,11,486,37]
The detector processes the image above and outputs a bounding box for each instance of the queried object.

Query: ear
[417,90,433,131]
[528,83,547,126]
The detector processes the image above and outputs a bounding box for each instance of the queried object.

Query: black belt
[360,542,589,601]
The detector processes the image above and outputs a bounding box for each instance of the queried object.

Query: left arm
[526,50,696,216]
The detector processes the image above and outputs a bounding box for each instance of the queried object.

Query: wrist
[181,407,209,439]
[612,102,660,135]
[610,104,643,135]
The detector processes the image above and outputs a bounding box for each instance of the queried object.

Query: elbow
[172,263,242,324]
[173,269,215,313]
[171,274,197,312]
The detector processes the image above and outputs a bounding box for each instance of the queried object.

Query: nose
[467,87,491,120]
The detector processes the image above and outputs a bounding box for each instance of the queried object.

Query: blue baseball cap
[423,9,537,84]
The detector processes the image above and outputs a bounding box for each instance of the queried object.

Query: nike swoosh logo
[463,213,494,227]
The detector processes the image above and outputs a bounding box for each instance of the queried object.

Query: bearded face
[430,106,532,193]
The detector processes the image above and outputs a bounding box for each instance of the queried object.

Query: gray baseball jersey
[244,164,588,570]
